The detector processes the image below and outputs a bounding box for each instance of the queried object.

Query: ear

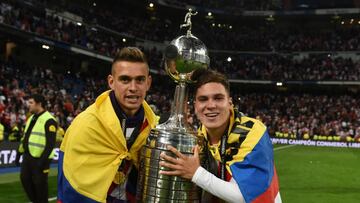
[108,75,114,90]
[229,97,233,106]
[146,75,152,91]
[193,100,199,116]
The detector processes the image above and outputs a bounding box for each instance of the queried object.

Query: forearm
[192,166,245,203]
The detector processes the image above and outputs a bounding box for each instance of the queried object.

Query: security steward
[19,94,57,203]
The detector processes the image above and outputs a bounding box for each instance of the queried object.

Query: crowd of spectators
[1,0,360,142]
[2,1,360,81]
[162,0,278,11]
[1,57,360,142]
[163,0,356,11]
[195,25,360,52]
[212,54,360,81]
[57,0,360,52]
[233,93,360,141]
[0,57,172,139]
[0,58,104,132]
[0,1,124,57]
[2,0,360,55]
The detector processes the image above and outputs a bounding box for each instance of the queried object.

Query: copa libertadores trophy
[136,9,210,203]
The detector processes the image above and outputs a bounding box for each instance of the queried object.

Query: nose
[206,99,216,109]
[129,80,137,92]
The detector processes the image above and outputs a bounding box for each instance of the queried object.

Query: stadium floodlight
[206,11,214,19]
[42,45,50,50]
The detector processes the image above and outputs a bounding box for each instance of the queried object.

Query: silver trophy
[136,9,210,203]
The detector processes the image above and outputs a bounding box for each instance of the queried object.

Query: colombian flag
[228,116,281,203]
[57,150,99,203]
[200,110,281,203]
[57,91,157,203]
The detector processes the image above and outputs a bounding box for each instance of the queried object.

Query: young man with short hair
[160,69,281,203]
[58,47,157,203]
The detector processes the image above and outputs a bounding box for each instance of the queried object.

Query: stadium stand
[0,0,360,143]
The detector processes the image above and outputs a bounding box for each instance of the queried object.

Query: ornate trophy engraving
[136,9,210,203]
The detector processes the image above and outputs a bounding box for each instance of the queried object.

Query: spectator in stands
[8,121,21,141]
[57,47,158,203]
[355,126,360,142]
[160,69,281,202]
[2,0,360,144]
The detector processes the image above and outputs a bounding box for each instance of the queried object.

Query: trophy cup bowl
[164,34,210,83]
[136,19,210,202]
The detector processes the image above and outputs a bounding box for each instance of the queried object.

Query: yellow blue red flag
[57,91,157,203]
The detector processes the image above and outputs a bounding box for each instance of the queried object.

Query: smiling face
[108,61,152,117]
[194,82,232,140]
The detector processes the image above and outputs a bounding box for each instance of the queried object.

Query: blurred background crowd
[1,0,360,142]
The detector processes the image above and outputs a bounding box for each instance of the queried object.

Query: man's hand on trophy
[159,145,200,180]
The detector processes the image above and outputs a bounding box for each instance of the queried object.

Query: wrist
[191,166,203,182]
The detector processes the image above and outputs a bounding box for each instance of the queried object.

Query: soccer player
[57,47,157,203]
[160,69,281,203]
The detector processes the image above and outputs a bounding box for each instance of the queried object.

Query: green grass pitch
[274,145,360,203]
[0,168,57,203]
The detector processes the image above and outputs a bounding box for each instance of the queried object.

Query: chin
[201,121,221,129]
[127,104,142,110]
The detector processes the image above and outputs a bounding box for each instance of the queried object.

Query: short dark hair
[30,94,46,108]
[191,68,230,95]
[112,47,148,74]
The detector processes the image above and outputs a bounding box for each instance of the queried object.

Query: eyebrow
[118,75,146,80]
[196,93,225,99]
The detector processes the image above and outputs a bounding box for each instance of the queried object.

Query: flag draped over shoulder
[57,91,157,203]
[228,114,281,203]
[200,109,281,203]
